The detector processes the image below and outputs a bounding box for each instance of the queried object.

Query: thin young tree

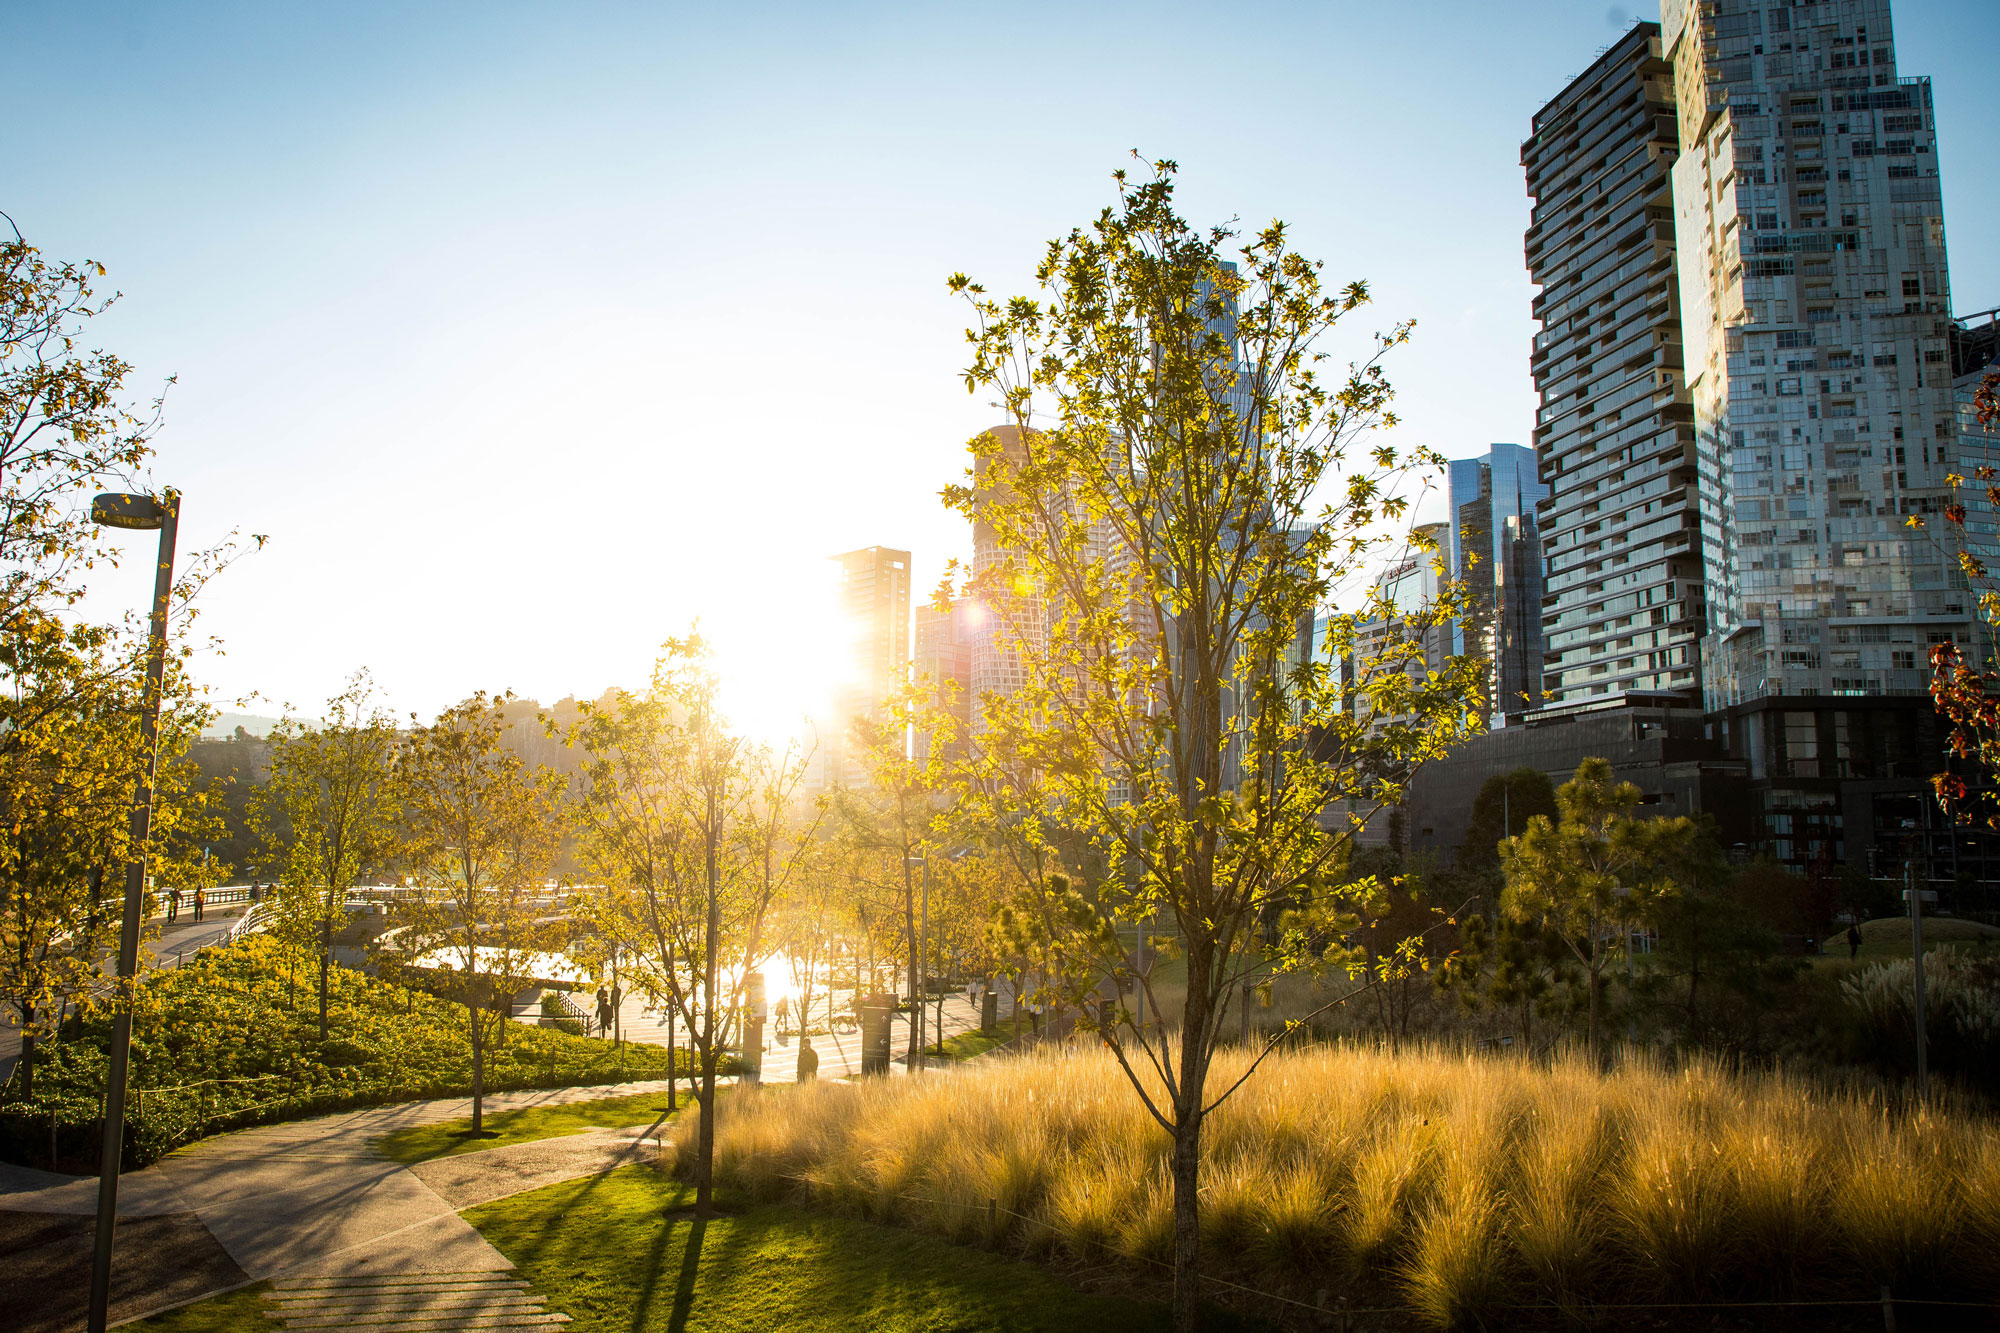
[570,635,818,1216]
[252,673,398,1039]
[943,159,1482,1329]
[1500,757,1694,1065]
[393,694,564,1134]
[832,711,948,1065]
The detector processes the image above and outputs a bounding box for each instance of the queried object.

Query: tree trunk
[469,999,485,1133]
[17,1027,34,1103]
[903,870,920,1066]
[695,1050,717,1215]
[696,799,721,1218]
[1170,1112,1204,1333]
[318,906,333,1040]
[1170,948,1215,1333]
[1587,959,1602,1068]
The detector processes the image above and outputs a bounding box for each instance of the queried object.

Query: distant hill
[200,712,290,740]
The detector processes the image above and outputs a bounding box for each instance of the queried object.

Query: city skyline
[11,1,1996,738]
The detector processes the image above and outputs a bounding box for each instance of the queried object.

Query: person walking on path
[1847,923,1863,959]
[193,886,206,923]
[168,887,181,923]
[796,1035,819,1081]
[608,982,623,1045]
[594,986,612,1038]
[774,994,790,1042]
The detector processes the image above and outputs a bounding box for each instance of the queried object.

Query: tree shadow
[665,1216,706,1333]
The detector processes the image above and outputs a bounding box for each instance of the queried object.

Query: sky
[10,0,1998,740]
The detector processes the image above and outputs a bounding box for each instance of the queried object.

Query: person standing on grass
[796,1035,818,1081]
[193,887,205,922]
[595,985,612,1037]
[1848,923,1863,959]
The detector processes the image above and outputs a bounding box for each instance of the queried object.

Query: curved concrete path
[0,1080,680,1330]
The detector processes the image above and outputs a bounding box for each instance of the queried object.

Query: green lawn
[374,1089,684,1164]
[125,1282,277,1332]
[938,1029,1010,1061]
[1813,915,2000,964]
[465,1165,1263,1333]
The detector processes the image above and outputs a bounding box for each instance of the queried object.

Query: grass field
[1838,916,2000,960]
[463,1164,1265,1332]
[373,1089,684,1163]
[674,1044,2000,1328]
[939,1029,1010,1061]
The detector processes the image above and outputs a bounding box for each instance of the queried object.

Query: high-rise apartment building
[822,545,912,789]
[1664,0,1978,706]
[968,425,1040,735]
[913,598,975,763]
[1446,444,1551,720]
[1523,22,1706,711]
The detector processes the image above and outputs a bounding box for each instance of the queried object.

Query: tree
[570,635,818,1217]
[1500,757,1694,1064]
[1435,911,1581,1050]
[0,617,218,1098]
[1456,767,1558,886]
[1916,370,2000,826]
[832,711,948,1066]
[1639,832,1796,1045]
[393,694,564,1134]
[0,219,162,630]
[942,159,1483,1329]
[252,674,398,1039]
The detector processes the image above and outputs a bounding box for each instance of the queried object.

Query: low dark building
[1404,693,2000,922]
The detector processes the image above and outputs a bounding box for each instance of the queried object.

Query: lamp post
[87,489,180,1333]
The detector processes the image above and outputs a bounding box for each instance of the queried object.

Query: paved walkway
[0,1081,678,1330]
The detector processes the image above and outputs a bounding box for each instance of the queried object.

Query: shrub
[1840,945,2000,1094]
[0,935,700,1169]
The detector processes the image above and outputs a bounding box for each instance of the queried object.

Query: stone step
[262,1270,566,1333]
[268,1281,531,1301]
[272,1294,548,1317]
[273,1272,522,1291]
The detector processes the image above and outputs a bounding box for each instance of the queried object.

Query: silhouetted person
[595,985,612,1037]
[193,887,205,922]
[167,887,181,923]
[1847,923,1863,959]
[609,983,623,1042]
[796,1036,818,1081]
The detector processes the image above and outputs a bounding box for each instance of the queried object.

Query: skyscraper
[823,545,912,789]
[1523,22,1707,711]
[1446,444,1550,720]
[913,598,975,764]
[1663,0,1978,706]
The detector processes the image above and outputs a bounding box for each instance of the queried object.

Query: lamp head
[91,493,169,531]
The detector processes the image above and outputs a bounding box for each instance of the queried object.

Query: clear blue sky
[12,0,1997,734]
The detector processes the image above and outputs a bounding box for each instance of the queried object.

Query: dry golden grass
[669,1045,2000,1327]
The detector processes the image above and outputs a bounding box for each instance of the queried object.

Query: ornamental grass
[671,1043,2000,1328]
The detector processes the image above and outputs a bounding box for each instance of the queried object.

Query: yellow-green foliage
[670,1045,2000,1327]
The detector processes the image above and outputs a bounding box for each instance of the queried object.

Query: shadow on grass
[464,1165,1265,1333]
[666,1217,704,1333]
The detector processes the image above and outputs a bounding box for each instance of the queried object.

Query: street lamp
[86,489,180,1333]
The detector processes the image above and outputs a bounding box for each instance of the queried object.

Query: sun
[704,558,861,751]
